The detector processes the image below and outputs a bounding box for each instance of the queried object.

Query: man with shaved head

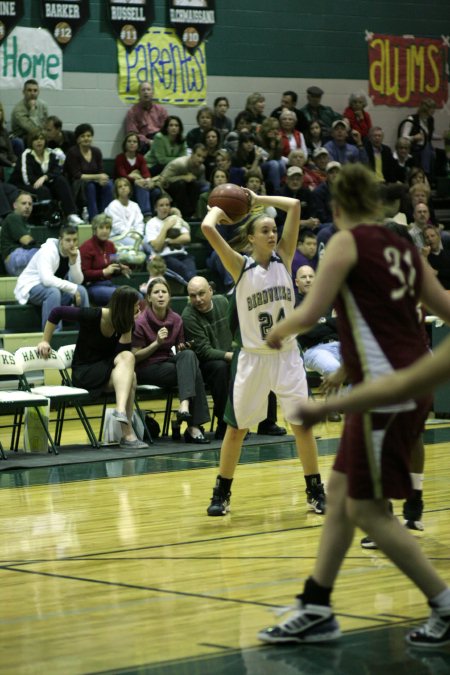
[182,276,286,439]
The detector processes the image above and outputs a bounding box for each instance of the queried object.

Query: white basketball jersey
[235,254,296,351]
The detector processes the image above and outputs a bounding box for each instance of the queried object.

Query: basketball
[208,183,251,221]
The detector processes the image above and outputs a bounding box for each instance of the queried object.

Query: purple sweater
[132,305,184,370]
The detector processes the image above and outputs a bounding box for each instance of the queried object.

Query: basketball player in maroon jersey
[258,164,450,648]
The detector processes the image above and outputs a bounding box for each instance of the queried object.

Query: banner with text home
[0,26,63,88]
[118,27,206,106]
[368,32,448,107]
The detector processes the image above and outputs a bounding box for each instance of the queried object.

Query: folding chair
[57,345,155,444]
[15,346,100,450]
[0,349,51,457]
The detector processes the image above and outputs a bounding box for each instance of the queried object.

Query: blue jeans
[261,159,286,193]
[87,281,117,306]
[85,180,114,220]
[133,184,152,216]
[28,283,89,330]
[5,248,39,276]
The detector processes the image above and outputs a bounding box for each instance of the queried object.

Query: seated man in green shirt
[0,191,38,275]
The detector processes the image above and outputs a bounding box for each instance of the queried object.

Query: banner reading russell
[117,27,206,106]
[368,32,448,107]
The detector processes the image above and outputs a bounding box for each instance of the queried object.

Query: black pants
[166,180,201,219]
[201,359,277,431]
[137,349,210,426]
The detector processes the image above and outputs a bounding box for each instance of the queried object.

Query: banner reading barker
[368,32,449,107]
[40,0,89,48]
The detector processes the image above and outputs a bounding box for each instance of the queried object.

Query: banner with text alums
[118,27,206,106]
[368,32,449,107]
[0,0,24,46]
[108,0,155,49]
[0,26,62,89]
[40,0,89,48]
[167,0,215,52]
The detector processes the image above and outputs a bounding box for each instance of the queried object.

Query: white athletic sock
[430,587,450,610]
[410,472,424,491]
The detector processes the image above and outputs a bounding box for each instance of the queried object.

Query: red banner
[368,33,448,107]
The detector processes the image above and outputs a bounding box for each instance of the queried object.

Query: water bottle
[81,207,89,222]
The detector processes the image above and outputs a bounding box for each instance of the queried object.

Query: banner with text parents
[117,27,206,106]
[368,32,448,107]
[0,26,62,89]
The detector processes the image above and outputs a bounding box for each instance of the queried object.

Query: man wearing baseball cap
[276,166,319,232]
[300,86,342,138]
[311,161,341,226]
[303,147,330,190]
[324,119,369,165]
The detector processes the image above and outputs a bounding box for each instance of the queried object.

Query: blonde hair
[331,164,382,220]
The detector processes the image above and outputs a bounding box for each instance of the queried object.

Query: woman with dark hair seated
[10,129,82,224]
[145,115,187,176]
[186,106,214,149]
[132,276,210,444]
[114,131,154,217]
[64,123,114,221]
[224,111,253,155]
[37,285,147,449]
[203,127,222,182]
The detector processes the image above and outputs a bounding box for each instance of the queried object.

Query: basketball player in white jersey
[201,191,325,516]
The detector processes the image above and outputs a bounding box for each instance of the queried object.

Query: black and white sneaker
[206,487,231,516]
[258,599,341,644]
[306,483,326,514]
[406,605,450,648]
[403,495,424,531]
[360,536,378,549]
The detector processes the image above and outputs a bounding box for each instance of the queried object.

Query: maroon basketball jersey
[335,224,427,386]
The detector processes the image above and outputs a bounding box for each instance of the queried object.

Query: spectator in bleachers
[231,132,265,182]
[393,138,415,184]
[125,81,168,154]
[10,129,82,225]
[408,202,432,250]
[257,117,285,192]
[45,115,75,155]
[424,224,450,289]
[276,166,318,233]
[14,223,89,330]
[299,86,342,139]
[0,102,17,177]
[196,166,228,221]
[10,79,48,153]
[144,116,187,176]
[160,143,208,219]
[270,90,308,133]
[212,97,232,141]
[305,119,326,156]
[324,119,368,165]
[343,92,372,140]
[403,179,437,226]
[291,228,319,280]
[203,128,222,182]
[215,148,245,186]
[279,109,308,159]
[0,180,19,222]
[223,111,253,155]
[115,131,154,218]
[105,178,145,249]
[302,147,329,190]
[79,213,131,306]
[243,92,266,132]
[186,107,214,150]
[311,161,341,225]
[132,276,210,444]
[364,126,396,183]
[0,191,38,275]
[144,193,197,282]
[398,97,436,177]
[64,123,114,222]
